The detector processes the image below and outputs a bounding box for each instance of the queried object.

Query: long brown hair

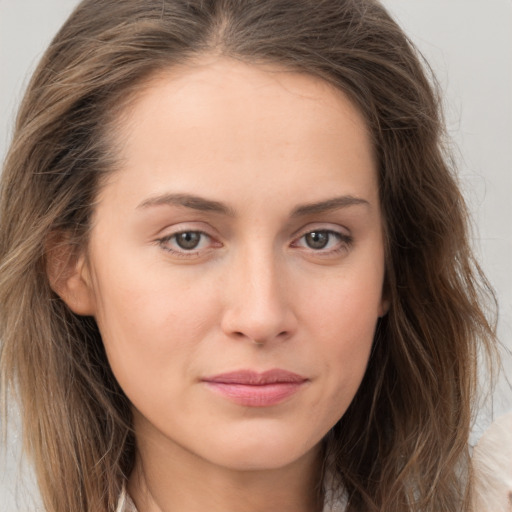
[0,1,498,511]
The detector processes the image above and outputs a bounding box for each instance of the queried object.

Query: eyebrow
[137,192,369,216]
[290,195,370,217]
[137,193,236,216]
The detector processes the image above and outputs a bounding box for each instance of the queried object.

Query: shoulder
[472,412,512,512]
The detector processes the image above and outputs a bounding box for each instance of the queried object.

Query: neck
[128,433,324,512]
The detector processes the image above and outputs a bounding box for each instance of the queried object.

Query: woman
[0,1,498,511]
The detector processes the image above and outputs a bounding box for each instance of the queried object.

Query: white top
[472,412,512,512]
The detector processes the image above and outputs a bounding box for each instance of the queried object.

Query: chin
[201,434,320,472]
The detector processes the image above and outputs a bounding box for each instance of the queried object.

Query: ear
[46,232,96,316]
[378,298,390,318]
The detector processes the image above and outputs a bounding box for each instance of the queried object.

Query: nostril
[220,296,297,344]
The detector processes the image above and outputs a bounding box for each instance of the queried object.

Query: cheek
[301,262,383,404]
[303,256,384,344]
[90,255,220,386]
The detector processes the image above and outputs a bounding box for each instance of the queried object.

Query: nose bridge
[221,241,295,343]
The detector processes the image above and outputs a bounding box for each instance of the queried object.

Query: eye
[292,229,352,253]
[157,230,215,254]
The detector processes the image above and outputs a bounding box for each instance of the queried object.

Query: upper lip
[201,369,307,385]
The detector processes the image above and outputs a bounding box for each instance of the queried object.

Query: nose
[220,247,298,345]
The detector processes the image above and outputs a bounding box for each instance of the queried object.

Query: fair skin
[55,57,387,512]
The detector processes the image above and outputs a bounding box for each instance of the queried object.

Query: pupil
[306,231,328,249]
[176,232,201,250]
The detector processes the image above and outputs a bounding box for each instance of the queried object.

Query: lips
[201,369,308,407]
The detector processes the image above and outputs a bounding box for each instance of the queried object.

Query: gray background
[1,0,511,510]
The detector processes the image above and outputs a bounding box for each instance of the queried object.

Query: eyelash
[156,228,353,258]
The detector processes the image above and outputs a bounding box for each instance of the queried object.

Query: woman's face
[76,58,387,471]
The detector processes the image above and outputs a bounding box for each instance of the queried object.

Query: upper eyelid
[161,228,210,237]
[155,222,219,239]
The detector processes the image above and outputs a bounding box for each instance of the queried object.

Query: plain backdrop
[1,1,511,510]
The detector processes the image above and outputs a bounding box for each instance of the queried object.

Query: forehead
[100,57,377,211]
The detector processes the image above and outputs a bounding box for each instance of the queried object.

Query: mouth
[201,369,308,407]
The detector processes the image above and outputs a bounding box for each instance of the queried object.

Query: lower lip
[203,381,305,407]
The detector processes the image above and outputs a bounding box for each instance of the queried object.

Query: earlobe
[46,233,96,316]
